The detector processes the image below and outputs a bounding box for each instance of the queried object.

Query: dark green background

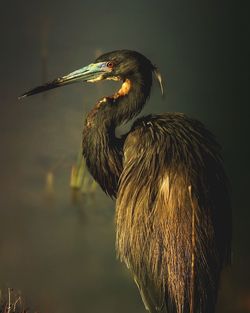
[0,1,249,312]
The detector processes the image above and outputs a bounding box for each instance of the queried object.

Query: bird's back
[116,112,231,313]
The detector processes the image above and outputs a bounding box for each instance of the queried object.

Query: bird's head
[19,50,163,99]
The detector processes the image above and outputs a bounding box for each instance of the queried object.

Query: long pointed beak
[18,62,111,99]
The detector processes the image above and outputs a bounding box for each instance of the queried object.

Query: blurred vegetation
[0,289,30,313]
[70,147,98,194]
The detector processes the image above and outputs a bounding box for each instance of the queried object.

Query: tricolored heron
[19,50,231,313]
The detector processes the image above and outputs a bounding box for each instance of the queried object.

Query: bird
[19,50,232,313]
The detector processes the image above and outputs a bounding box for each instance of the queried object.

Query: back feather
[116,113,231,313]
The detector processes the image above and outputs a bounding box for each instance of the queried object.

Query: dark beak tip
[18,94,27,100]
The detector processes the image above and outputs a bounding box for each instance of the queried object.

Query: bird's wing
[115,113,231,313]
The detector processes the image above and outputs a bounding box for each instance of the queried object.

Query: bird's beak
[18,62,111,99]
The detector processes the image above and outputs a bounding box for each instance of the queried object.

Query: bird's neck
[86,73,151,127]
[82,74,151,197]
[108,74,151,126]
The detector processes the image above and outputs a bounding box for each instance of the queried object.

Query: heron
[19,50,231,313]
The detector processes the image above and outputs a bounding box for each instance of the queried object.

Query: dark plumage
[20,50,232,313]
[117,113,231,313]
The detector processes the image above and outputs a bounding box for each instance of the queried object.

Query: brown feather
[116,113,231,313]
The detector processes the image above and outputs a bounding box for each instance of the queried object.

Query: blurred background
[0,0,249,312]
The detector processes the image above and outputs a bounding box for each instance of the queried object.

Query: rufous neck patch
[85,78,132,128]
[113,79,132,100]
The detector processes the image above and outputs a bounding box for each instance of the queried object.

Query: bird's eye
[107,61,114,69]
